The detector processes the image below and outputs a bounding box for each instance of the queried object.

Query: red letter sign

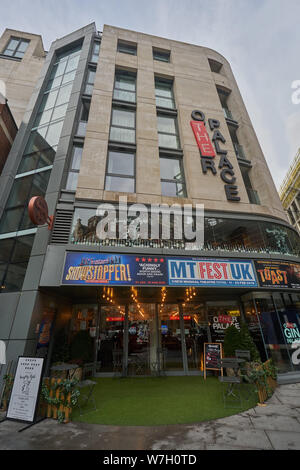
[190,120,215,157]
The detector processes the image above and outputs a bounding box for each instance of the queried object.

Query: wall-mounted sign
[62,252,258,288]
[191,110,240,202]
[28,196,53,230]
[254,260,300,289]
[6,357,44,423]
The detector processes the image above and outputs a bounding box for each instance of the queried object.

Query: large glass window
[155,78,174,109]
[66,145,83,191]
[105,150,135,193]
[84,66,96,95]
[157,115,180,149]
[3,37,29,58]
[113,70,136,103]
[160,156,186,197]
[0,43,81,292]
[76,100,90,137]
[0,234,35,292]
[109,107,135,144]
[91,41,100,63]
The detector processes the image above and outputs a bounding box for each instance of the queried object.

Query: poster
[6,357,44,423]
[62,252,258,288]
[37,310,55,349]
[254,260,300,289]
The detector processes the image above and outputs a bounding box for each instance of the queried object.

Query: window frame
[153,47,170,63]
[2,36,30,59]
[113,69,136,104]
[159,154,187,198]
[109,105,136,145]
[117,40,137,56]
[155,77,175,110]
[65,144,84,191]
[105,148,136,193]
[157,113,180,150]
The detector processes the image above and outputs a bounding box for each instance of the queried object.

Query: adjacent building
[0,93,18,175]
[280,149,300,234]
[0,23,299,384]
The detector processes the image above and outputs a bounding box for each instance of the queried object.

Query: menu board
[6,357,44,423]
[204,343,223,379]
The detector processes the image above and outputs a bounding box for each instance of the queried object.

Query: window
[113,70,136,103]
[76,100,90,137]
[160,156,186,197]
[117,40,137,56]
[155,78,175,109]
[3,37,29,58]
[91,41,100,63]
[240,166,260,205]
[66,145,83,191]
[157,114,180,149]
[109,107,135,144]
[84,66,96,95]
[208,59,223,73]
[153,48,170,63]
[105,150,135,193]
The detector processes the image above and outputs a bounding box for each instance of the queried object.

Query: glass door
[127,303,156,375]
[182,303,208,372]
[159,304,184,371]
[96,305,125,373]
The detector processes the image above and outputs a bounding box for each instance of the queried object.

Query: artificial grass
[71,376,257,426]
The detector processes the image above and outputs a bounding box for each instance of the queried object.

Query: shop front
[46,250,300,377]
[68,293,243,376]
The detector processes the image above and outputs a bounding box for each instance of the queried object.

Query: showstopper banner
[62,252,258,287]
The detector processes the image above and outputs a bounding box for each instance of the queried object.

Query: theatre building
[0,23,300,383]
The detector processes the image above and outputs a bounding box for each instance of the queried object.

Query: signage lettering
[191,110,240,202]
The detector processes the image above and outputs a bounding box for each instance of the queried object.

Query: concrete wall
[76,24,287,223]
[0,29,46,127]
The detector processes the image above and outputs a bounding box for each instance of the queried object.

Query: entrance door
[96,305,125,374]
[127,303,157,375]
[182,303,208,372]
[159,304,184,371]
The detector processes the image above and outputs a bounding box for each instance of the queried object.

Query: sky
[1,0,300,189]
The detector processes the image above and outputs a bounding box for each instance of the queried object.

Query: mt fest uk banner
[62,253,257,288]
[254,260,300,289]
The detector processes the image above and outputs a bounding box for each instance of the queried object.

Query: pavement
[0,382,300,450]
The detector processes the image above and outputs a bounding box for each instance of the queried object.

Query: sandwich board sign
[6,356,44,424]
[203,343,223,379]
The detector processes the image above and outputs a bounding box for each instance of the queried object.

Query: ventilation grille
[51,209,74,244]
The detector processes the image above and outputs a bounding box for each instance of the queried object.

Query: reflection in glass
[159,304,183,370]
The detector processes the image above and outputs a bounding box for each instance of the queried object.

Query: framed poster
[203,343,223,379]
[6,356,45,423]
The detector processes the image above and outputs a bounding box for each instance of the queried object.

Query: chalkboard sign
[6,356,44,423]
[204,343,223,379]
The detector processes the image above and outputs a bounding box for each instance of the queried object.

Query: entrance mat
[71,376,257,426]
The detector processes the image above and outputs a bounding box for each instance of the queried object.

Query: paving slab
[250,414,300,432]
[213,424,273,450]
[265,430,300,450]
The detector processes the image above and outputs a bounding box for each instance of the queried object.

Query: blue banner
[62,252,258,288]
